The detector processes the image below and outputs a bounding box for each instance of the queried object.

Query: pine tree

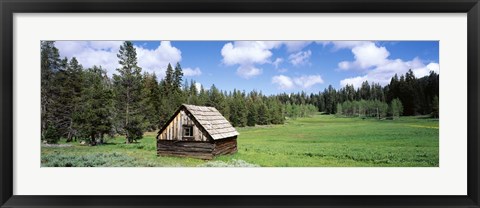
[113,41,144,143]
[141,72,161,131]
[159,63,184,126]
[75,66,113,145]
[257,102,269,125]
[229,90,247,127]
[173,62,184,90]
[50,57,69,138]
[198,86,209,106]
[402,69,417,115]
[207,84,228,116]
[73,66,113,145]
[63,57,84,142]
[432,95,439,118]
[187,80,201,105]
[246,98,257,126]
[172,62,186,108]
[41,41,62,142]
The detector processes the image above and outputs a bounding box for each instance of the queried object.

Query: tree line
[275,70,439,118]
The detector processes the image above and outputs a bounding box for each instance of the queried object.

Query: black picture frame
[1,0,479,207]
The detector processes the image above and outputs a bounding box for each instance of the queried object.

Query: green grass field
[41,114,439,167]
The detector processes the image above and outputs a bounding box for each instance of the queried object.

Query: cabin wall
[213,136,238,156]
[157,137,237,160]
[157,140,214,160]
[158,110,209,141]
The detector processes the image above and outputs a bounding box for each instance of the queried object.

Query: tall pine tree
[113,41,144,143]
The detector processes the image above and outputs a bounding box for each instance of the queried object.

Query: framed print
[1,0,479,207]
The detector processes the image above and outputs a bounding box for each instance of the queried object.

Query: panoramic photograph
[41,40,439,167]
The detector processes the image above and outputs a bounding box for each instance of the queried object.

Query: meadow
[41,114,439,167]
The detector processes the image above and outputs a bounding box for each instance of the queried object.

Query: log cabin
[156,104,239,159]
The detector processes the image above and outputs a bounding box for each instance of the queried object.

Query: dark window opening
[183,126,193,137]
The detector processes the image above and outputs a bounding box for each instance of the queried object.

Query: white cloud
[220,41,315,78]
[350,43,389,69]
[272,75,295,89]
[221,41,278,78]
[412,62,440,78]
[55,41,122,76]
[293,75,324,88]
[288,50,312,66]
[272,74,323,90]
[135,41,182,77]
[183,67,202,76]
[334,42,389,70]
[237,65,262,79]
[55,41,182,78]
[221,41,277,66]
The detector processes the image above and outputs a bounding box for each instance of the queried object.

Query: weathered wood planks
[213,137,237,156]
[157,137,237,160]
[158,110,210,142]
[157,140,215,159]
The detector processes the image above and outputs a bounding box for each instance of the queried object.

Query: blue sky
[54,41,439,95]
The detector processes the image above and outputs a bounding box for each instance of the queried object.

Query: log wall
[157,137,238,160]
[157,140,215,160]
[213,136,238,156]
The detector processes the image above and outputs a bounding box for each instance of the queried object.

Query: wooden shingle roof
[183,104,239,140]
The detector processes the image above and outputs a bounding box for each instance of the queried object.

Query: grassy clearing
[41,114,439,167]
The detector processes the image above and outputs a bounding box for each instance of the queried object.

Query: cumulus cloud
[55,41,122,75]
[55,41,182,78]
[221,41,277,78]
[272,75,295,89]
[135,41,182,77]
[221,41,277,66]
[333,42,389,70]
[272,74,323,90]
[220,41,315,78]
[293,75,324,88]
[325,41,439,88]
[289,50,312,66]
[237,65,262,79]
[183,67,202,76]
